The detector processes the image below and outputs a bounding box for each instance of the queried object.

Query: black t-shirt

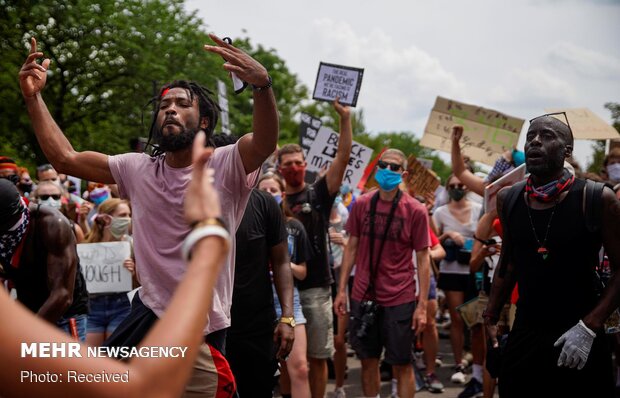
[286,176,336,290]
[285,218,314,284]
[231,189,287,333]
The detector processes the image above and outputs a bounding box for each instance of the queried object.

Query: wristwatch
[279,316,296,328]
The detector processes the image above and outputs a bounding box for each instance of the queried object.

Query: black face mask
[1,174,19,185]
[18,182,33,194]
[448,188,466,202]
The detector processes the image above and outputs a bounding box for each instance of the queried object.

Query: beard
[155,123,200,153]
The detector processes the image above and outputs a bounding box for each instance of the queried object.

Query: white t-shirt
[433,202,482,275]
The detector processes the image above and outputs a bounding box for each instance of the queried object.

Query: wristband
[182,225,230,261]
[252,75,272,91]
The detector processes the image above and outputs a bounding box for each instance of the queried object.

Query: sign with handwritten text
[312,62,364,107]
[420,97,525,165]
[77,241,132,294]
[544,108,620,140]
[305,126,373,189]
[404,155,441,199]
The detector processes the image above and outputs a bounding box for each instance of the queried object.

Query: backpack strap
[582,179,605,234]
[500,180,526,231]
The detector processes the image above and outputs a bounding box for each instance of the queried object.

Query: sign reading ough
[312,62,364,107]
[77,241,132,294]
[420,96,525,165]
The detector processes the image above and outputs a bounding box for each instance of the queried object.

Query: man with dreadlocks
[19,35,278,397]
[483,114,620,397]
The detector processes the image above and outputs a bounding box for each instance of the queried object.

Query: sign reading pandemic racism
[299,113,323,157]
[312,62,364,107]
[305,126,373,189]
[543,108,620,140]
[77,241,133,294]
[404,155,441,199]
[420,96,525,165]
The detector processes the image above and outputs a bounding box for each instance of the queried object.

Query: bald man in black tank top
[483,114,620,397]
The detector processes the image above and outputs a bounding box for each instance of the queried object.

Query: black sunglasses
[377,160,403,172]
[529,112,573,134]
[39,194,61,200]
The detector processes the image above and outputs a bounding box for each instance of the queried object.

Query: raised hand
[184,131,221,226]
[333,97,351,119]
[451,125,464,143]
[19,38,51,99]
[204,34,270,88]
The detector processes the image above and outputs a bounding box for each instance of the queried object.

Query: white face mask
[39,197,62,209]
[109,217,131,239]
[608,163,620,183]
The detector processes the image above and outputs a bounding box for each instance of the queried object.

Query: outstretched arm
[19,38,114,183]
[325,99,353,196]
[451,125,485,196]
[0,131,228,398]
[204,34,278,174]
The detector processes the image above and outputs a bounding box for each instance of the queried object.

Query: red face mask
[279,164,306,188]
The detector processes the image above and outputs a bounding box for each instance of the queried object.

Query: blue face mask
[273,194,283,205]
[375,168,402,191]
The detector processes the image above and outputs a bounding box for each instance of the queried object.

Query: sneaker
[458,378,483,398]
[414,351,426,371]
[424,372,445,393]
[450,365,466,384]
[333,387,346,398]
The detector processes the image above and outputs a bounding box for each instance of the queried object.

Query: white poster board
[305,126,373,189]
[483,164,527,213]
[77,241,132,294]
[312,62,364,107]
[420,96,525,166]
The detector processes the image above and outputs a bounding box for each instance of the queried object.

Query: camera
[301,202,312,214]
[356,300,378,339]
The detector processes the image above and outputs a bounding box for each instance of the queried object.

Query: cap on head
[0,178,22,222]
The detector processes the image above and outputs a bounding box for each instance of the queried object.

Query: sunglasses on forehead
[377,160,403,172]
[529,111,573,133]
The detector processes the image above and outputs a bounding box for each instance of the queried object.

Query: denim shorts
[273,285,307,325]
[87,293,131,334]
[57,313,88,342]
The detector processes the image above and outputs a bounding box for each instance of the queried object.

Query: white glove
[554,320,596,370]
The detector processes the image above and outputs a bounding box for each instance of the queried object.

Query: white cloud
[546,41,620,79]
[311,18,464,135]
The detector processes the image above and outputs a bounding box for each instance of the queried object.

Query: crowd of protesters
[2,34,620,398]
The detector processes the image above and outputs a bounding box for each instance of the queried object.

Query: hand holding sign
[452,125,464,143]
[333,97,351,119]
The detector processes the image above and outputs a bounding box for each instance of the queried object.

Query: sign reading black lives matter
[312,62,364,107]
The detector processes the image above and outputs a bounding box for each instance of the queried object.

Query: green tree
[587,102,620,173]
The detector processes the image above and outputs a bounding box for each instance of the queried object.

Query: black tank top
[508,179,602,331]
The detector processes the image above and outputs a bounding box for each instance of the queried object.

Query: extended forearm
[290,262,307,280]
[251,88,279,160]
[485,271,516,323]
[416,251,431,307]
[338,242,357,293]
[336,114,353,165]
[24,95,76,172]
[583,270,620,331]
[37,288,71,323]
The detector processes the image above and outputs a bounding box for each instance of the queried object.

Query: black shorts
[437,273,469,292]
[349,300,416,365]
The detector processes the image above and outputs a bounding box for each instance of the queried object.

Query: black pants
[226,327,277,398]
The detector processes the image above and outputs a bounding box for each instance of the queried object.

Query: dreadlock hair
[144,80,221,157]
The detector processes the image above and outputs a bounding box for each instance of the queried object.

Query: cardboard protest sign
[483,163,526,213]
[312,62,364,107]
[404,155,441,199]
[543,108,620,140]
[305,126,373,189]
[420,96,525,166]
[77,241,133,294]
[299,113,323,156]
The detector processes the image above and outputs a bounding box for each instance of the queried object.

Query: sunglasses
[529,112,573,134]
[377,160,403,172]
[39,194,61,200]
[448,184,466,190]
